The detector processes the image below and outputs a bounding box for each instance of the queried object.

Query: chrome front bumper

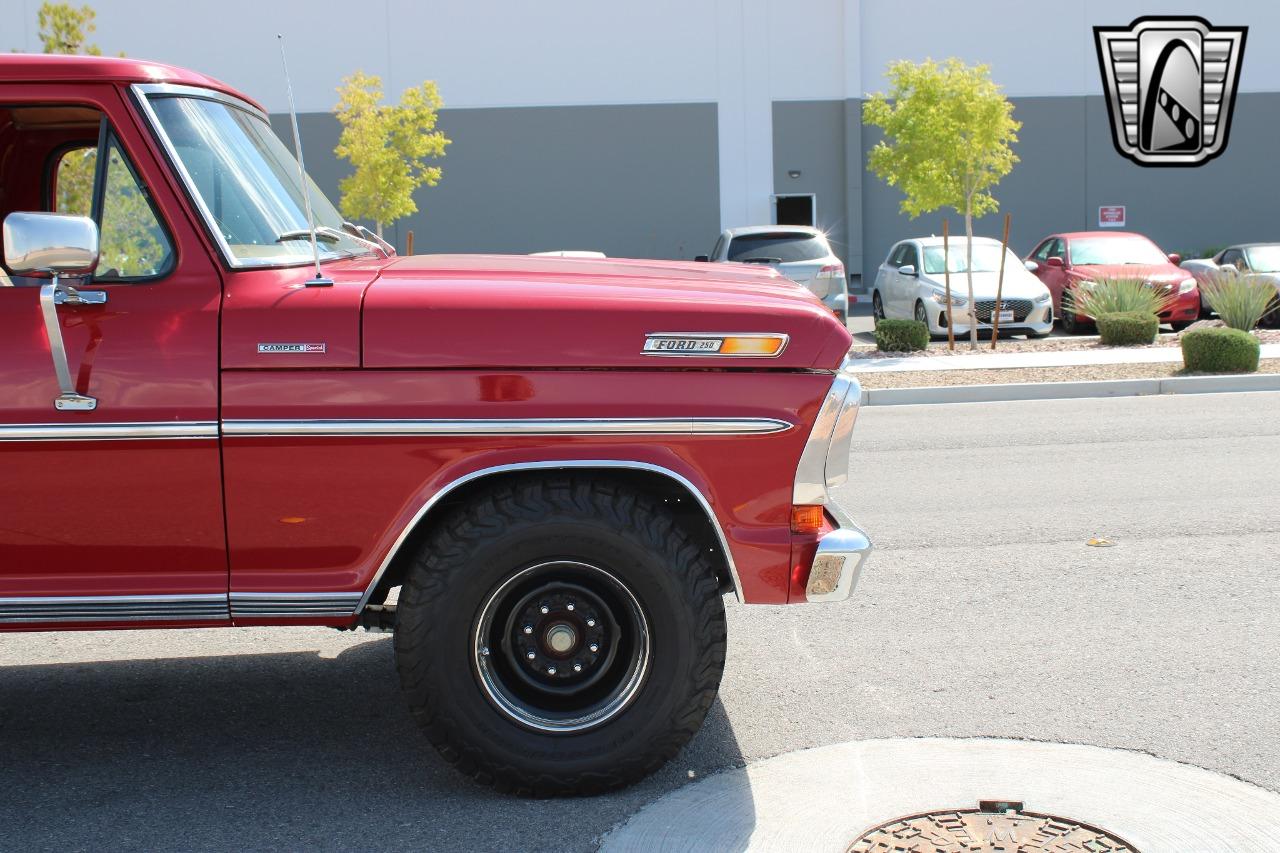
[793,356,873,603]
[805,503,872,602]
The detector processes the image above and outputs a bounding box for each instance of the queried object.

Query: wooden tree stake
[990,212,1011,349]
[942,219,956,351]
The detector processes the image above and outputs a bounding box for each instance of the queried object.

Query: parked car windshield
[921,244,1019,274]
[1245,245,1280,272]
[726,233,829,263]
[1070,237,1167,266]
[145,94,372,267]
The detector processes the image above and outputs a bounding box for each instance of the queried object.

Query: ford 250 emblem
[257,343,326,354]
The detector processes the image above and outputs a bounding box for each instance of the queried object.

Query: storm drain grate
[848,800,1139,852]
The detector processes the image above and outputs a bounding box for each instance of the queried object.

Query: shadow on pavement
[0,636,751,853]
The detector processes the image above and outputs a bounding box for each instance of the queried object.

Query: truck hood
[362,254,852,370]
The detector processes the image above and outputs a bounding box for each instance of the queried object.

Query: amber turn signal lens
[790,504,824,534]
[719,335,785,356]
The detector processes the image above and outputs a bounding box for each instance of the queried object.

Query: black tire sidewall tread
[393,476,727,796]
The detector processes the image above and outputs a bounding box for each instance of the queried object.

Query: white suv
[700,225,847,320]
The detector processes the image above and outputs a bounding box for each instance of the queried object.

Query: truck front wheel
[394,476,727,795]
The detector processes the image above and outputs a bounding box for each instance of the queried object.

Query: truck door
[0,84,227,625]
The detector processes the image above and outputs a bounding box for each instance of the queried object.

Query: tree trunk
[964,201,977,350]
[376,221,384,238]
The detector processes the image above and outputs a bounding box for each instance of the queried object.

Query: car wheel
[872,291,885,321]
[1059,308,1088,335]
[1026,328,1052,339]
[394,475,727,796]
[1170,321,1193,332]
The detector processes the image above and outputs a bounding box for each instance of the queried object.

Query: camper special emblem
[1095,16,1247,166]
[257,343,326,354]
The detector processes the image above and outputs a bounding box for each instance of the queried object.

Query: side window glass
[52,146,98,216]
[712,236,725,259]
[904,245,919,268]
[889,244,906,267]
[1050,239,1065,260]
[94,135,174,280]
[1033,240,1053,261]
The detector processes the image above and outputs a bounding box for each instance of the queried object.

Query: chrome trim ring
[221,417,791,437]
[356,460,745,609]
[471,561,651,733]
[0,421,218,442]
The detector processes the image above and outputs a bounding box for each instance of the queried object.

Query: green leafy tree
[38,3,104,215]
[38,2,102,55]
[335,72,450,238]
[864,58,1020,349]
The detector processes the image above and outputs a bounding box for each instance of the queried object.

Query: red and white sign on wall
[1098,205,1126,228]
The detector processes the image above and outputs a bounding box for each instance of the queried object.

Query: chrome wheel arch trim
[356,459,745,611]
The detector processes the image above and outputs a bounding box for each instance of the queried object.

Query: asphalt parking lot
[2,391,1277,852]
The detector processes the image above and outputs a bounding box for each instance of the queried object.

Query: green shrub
[874,318,929,352]
[1064,275,1178,319]
[1181,327,1260,373]
[1198,269,1278,330]
[1096,311,1159,345]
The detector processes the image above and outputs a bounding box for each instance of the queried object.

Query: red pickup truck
[0,55,869,795]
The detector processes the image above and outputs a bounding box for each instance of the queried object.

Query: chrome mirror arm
[39,274,107,411]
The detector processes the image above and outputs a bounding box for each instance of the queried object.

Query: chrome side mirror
[898,264,917,277]
[3,212,99,276]
[2,212,106,411]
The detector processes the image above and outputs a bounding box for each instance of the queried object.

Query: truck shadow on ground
[0,635,752,852]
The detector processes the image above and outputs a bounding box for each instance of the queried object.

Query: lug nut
[589,643,599,653]
[526,651,536,660]
[566,602,575,611]
[547,666,557,675]
[586,618,596,627]
[573,663,583,673]
[540,605,550,614]
[523,625,533,635]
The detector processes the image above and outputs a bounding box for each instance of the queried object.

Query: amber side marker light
[790,504,824,535]
[719,335,786,356]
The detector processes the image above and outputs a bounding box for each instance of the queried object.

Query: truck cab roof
[0,54,261,111]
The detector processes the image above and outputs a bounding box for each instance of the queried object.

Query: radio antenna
[278,34,332,286]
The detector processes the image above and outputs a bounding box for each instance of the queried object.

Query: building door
[773,194,816,227]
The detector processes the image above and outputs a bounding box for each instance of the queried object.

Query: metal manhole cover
[848,800,1138,852]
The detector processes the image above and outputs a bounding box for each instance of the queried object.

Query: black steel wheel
[394,475,726,795]
[872,290,885,321]
[472,560,649,732]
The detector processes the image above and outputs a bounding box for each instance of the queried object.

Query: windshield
[146,94,372,267]
[1070,237,1167,266]
[726,233,829,263]
[1245,245,1280,272]
[921,244,1019,274]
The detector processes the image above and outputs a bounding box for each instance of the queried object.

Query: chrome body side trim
[0,594,228,623]
[804,502,873,603]
[356,460,745,610]
[230,592,362,619]
[0,422,219,442]
[222,417,791,437]
[793,357,862,505]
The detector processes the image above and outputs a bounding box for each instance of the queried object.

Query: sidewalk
[847,343,1280,373]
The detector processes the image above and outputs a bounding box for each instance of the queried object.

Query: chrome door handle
[39,277,107,411]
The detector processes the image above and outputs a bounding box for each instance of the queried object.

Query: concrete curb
[863,372,1280,406]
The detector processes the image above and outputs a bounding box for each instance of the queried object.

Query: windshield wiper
[739,256,782,264]
[275,226,343,244]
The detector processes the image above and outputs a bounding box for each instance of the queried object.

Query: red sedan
[1024,231,1201,333]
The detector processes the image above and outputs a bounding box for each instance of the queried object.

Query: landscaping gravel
[852,322,1280,359]
[854,358,1280,389]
